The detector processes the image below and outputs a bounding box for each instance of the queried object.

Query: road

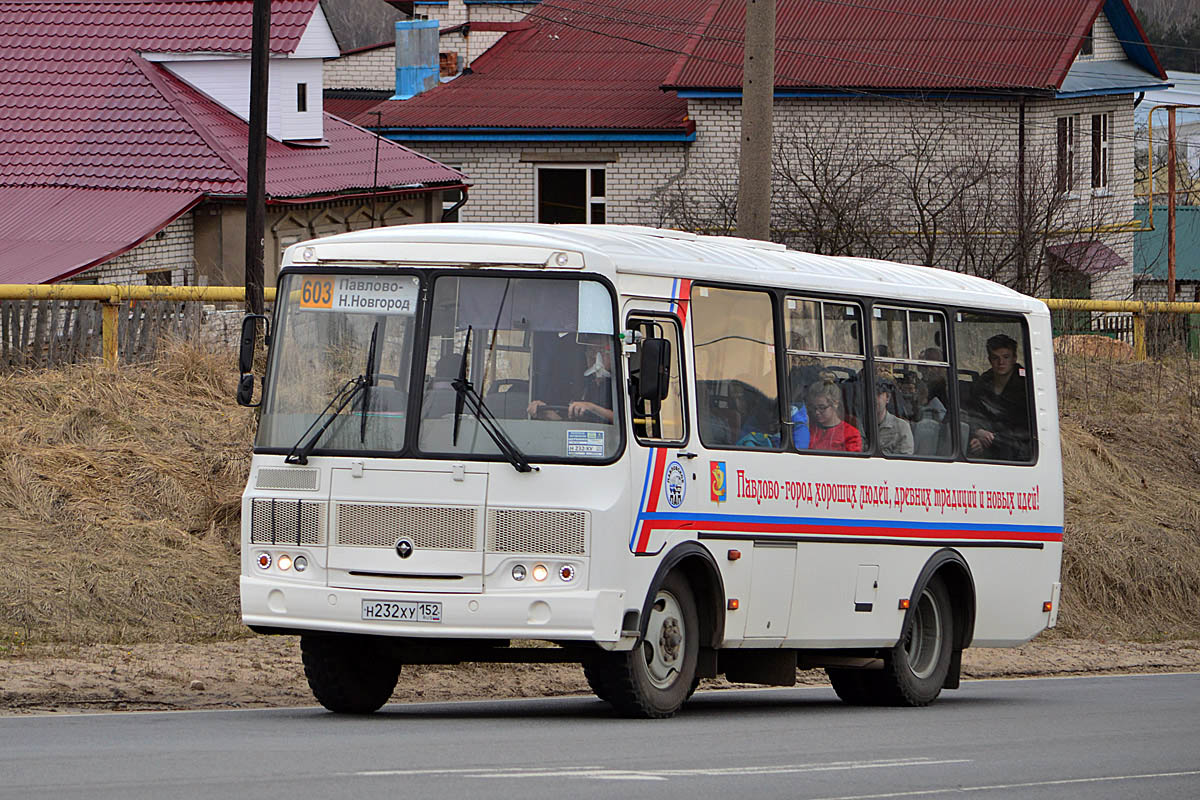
[1,673,1198,800]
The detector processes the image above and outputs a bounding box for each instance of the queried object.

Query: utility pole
[244,0,270,315]
[1167,107,1177,303]
[737,0,775,241]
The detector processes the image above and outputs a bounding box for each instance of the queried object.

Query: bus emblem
[710,461,726,503]
[395,538,414,559]
[665,461,687,508]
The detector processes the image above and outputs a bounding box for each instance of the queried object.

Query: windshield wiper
[359,321,379,443]
[449,326,537,473]
[286,321,379,465]
[284,376,366,465]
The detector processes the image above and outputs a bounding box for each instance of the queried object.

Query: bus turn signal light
[727,599,739,611]
[898,598,910,610]
[1043,601,1053,613]
[727,549,741,561]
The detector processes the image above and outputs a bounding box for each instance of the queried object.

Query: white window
[1056,115,1076,194]
[1091,113,1109,190]
[536,166,606,224]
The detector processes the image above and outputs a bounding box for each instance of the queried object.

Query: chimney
[393,19,439,100]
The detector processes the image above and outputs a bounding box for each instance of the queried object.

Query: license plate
[361,599,442,623]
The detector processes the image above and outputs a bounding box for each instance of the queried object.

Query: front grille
[255,467,319,491]
[335,503,477,550]
[250,499,326,545]
[486,508,588,555]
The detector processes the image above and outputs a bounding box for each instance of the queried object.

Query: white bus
[237,224,1063,718]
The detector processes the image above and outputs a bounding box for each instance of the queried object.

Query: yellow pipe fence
[0,284,275,366]
[0,285,1197,364]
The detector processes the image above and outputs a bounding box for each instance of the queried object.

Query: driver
[527,337,614,422]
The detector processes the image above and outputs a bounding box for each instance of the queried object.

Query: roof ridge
[661,0,724,89]
[131,55,249,186]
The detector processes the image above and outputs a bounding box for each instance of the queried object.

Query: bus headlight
[532,564,549,582]
[512,564,527,582]
[293,556,308,573]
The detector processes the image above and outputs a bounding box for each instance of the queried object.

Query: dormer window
[297,83,308,113]
[1080,24,1093,58]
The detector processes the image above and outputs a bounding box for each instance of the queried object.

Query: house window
[1091,113,1109,189]
[1056,115,1076,194]
[146,269,172,286]
[1079,24,1093,58]
[536,166,606,224]
[297,83,307,113]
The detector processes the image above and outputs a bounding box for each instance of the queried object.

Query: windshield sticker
[567,429,605,457]
[664,461,687,508]
[298,275,418,315]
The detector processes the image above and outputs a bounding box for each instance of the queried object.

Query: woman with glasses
[805,379,862,452]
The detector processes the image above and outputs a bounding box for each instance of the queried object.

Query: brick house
[0,0,466,288]
[354,0,1168,299]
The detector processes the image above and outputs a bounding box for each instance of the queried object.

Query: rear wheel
[300,634,400,714]
[828,575,954,707]
[583,572,700,718]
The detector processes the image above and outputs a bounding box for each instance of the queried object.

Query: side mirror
[636,337,672,405]
[237,314,270,408]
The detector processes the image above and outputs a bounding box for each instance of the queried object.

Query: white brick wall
[391,141,688,225]
[73,215,196,286]
[323,46,396,91]
[1090,12,1125,61]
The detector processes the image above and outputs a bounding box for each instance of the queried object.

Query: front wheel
[583,572,700,718]
[300,634,400,714]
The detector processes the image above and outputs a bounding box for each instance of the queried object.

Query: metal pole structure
[244,0,270,315]
[372,111,383,227]
[1167,107,1177,303]
[737,0,775,241]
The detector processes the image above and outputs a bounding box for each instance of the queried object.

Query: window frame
[1056,114,1077,195]
[953,309,1039,466]
[690,283,784,452]
[869,303,954,461]
[1091,112,1110,191]
[534,164,607,224]
[626,312,690,447]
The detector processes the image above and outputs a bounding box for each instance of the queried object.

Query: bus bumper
[240,575,626,643]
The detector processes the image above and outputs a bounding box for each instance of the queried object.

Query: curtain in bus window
[692,287,780,449]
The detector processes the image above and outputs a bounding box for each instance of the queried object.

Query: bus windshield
[256,273,419,455]
[418,275,621,462]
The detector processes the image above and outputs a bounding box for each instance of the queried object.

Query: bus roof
[286,223,1044,314]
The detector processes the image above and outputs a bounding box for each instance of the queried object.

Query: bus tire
[300,634,399,714]
[876,574,954,706]
[583,572,699,718]
[826,667,881,705]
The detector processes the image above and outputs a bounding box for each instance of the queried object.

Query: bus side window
[628,316,687,444]
[692,287,781,450]
[786,296,867,454]
[954,312,1036,463]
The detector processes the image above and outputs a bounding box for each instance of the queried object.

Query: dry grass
[0,341,1197,646]
[0,340,255,644]
[1055,354,1200,639]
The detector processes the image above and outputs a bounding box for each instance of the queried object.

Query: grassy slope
[0,344,1197,645]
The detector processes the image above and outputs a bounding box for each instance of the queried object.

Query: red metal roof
[665,0,1139,92]
[365,0,709,131]
[369,0,1164,133]
[0,0,467,283]
[0,188,204,284]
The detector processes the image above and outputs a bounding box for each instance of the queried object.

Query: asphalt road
[1,673,1198,800]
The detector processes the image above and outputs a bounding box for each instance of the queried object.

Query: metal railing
[1042,299,1200,360]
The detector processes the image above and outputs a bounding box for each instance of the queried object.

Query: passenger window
[628,315,687,444]
[785,297,866,454]
[872,307,951,458]
[954,312,1035,463]
[692,287,781,449]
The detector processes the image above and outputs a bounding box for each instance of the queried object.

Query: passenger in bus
[965,333,1031,460]
[806,379,862,452]
[527,336,614,423]
[874,372,914,455]
[918,346,950,409]
[732,381,781,448]
[786,364,817,450]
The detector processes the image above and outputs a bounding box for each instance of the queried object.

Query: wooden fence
[0,299,204,368]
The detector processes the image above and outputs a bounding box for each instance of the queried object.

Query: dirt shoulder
[2,636,1197,715]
